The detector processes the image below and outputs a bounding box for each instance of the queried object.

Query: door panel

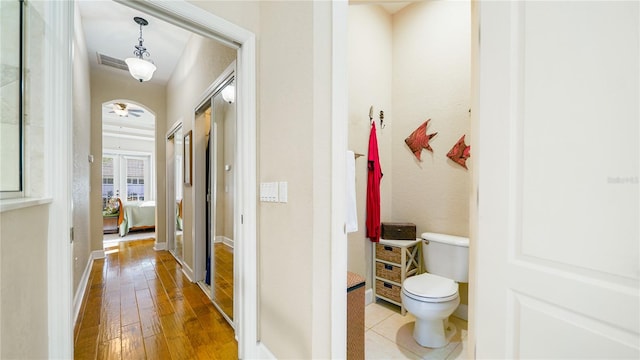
[476,1,639,358]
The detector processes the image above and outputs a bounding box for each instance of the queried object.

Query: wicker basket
[375,279,401,303]
[375,261,401,283]
[375,244,401,263]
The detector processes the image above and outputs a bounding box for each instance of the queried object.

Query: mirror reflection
[198,78,235,323]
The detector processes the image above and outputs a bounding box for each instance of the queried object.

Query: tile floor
[365,300,470,359]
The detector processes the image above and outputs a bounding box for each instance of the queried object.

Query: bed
[116,199,156,236]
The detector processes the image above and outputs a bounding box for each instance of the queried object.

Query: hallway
[74,239,237,359]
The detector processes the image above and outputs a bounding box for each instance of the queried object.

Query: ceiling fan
[106,102,144,117]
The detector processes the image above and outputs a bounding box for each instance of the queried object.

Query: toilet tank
[422,232,469,283]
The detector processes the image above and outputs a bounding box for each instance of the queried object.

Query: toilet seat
[402,273,458,303]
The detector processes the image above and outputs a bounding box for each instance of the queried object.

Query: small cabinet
[103,214,119,234]
[373,238,421,315]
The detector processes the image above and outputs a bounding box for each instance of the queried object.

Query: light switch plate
[278,182,287,203]
[260,182,279,202]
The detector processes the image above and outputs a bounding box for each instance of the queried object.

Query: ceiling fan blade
[130,113,141,117]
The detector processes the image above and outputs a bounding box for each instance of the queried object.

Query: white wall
[0,206,49,358]
[347,4,393,290]
[347,1,471,302]
[392,1,471,237]
[103,136,154,154]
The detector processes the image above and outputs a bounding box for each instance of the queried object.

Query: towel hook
[369,106,374,125]
[379,110,385,129]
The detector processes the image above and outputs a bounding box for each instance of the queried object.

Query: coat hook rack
[369,106,374,124]
[379,110,385,129]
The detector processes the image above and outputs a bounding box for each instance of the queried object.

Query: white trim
[256,342,277,360]
[92,249,106,259]
[0,197,52,213]
[153,241,167,251]
[454,304,468,321]
[365,288,373,306]
[215,235,234,248]
[47,2,74,358]
[331,1,349,358]
[115,3,258,358]
[72,250,105,325]
[181,262,195,282]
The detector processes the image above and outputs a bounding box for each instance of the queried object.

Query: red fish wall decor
[447,134,471,169]
[405,119,437,161]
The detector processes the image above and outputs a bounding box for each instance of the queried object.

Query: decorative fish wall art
[404,119,437,161]
[447,134,471,169]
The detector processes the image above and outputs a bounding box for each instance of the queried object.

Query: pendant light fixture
[125,17,156,82]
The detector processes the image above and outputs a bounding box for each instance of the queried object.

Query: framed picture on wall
[184,130,192,186]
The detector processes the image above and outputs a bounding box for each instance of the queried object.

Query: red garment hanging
[366,122,383,243]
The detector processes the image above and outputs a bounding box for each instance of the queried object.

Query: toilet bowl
[401,232,469,348]
[401,273,460,348]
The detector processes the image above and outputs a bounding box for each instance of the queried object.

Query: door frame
[116,1,258,358]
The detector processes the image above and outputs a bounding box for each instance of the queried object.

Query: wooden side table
[103,213,119,234]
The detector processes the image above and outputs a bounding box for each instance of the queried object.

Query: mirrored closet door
[195,66,236,326]
[167,125,184,263]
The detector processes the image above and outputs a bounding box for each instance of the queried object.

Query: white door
[474,1,639,358]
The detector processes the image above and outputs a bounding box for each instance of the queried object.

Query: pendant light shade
[125,57,156,82]
[221,84,235,104]
[125,17,156,82]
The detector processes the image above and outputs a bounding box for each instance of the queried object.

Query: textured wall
[0,205,49,358]
[347,2,471,297]
[391,1,471,237]
[347,4,393,291]
[72,2,92,298]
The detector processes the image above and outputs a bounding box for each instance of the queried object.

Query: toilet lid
[402,273,458,302]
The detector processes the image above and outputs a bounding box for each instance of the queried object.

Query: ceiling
[350,0,413,14]
[77,0,191,85]
[78,0,193,140]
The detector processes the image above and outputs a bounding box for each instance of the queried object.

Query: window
[102,153,152,207]
[101,157,115,209]
[1,0,47,200]
[126,158,145,201]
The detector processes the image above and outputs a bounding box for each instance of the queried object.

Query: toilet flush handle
[423,239,429,245]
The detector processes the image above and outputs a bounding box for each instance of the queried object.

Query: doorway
[101,100,157,245]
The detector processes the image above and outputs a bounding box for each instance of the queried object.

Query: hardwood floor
[212,243,233,319]
[74,239,237,359]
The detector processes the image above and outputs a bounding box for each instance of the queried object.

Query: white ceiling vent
[96,53,128,72]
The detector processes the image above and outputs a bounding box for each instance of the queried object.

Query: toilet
[401,232,469,348]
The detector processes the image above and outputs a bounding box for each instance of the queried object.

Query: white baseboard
[454,304,468,321]
[72,250,104,324]
[215,235,234,248]
[365,288,373,305]
[154,241,167,251]
[182,262,195,282]
[256,342,276,359]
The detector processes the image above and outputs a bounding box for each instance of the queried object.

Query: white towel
[346,150,358,233]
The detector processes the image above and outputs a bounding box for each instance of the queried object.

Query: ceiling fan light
[125,57,156,82]
[114,108,128,117]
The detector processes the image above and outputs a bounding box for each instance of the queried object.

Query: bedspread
[118,200,156,236]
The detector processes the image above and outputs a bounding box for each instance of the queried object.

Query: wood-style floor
[74,239,237,359]
[212,243,233,319]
